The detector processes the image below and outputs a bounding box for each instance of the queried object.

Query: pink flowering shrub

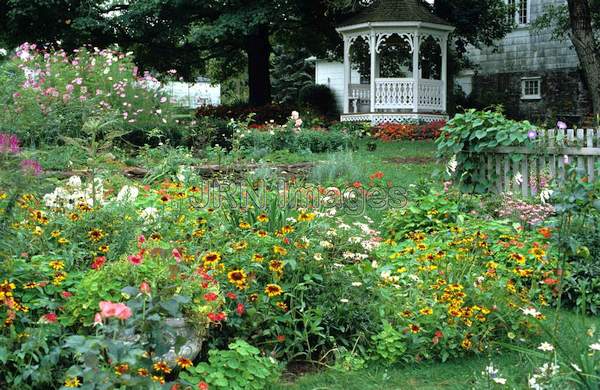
[497,193,555,226]
[0,43,181,144]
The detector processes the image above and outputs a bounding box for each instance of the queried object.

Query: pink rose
[114,304,132,320]
[140,281,151,295]
[99,301,117,317]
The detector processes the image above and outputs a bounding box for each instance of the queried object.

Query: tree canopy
[0,0,514,106]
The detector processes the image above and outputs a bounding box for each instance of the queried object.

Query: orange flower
[153,361,171,374]
[176,356,193,369]
[538,227,552,239]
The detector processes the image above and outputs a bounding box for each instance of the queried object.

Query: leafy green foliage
[181,339,281,390]
[436,109,536,193]
[298,85,339,117]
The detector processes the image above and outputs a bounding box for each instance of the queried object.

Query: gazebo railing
[374,78,414,109]
[418,79,444,111]
[347,78,444,112]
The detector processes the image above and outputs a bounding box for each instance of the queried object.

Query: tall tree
[0,0,341,106]
[567,0,600,116]
[0,0,514,106]
[534,0,600,116]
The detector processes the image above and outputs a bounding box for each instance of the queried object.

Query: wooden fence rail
[475,128,600,197]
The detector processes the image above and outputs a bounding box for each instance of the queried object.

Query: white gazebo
[337,0,454,124]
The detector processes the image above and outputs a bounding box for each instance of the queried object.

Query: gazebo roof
[338,0,452,28]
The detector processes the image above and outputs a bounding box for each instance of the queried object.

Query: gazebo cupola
[336,0,454,124]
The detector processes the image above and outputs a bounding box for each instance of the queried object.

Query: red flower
[276,335,286,343]
[353,181,362,189]
[236,303,245,316]
[543,278,559,286]
[432,330,443,345]
[198,382,209,390]
[91,256,106,270]
[43,313,58,323]
[172,248,182,263]
[128,254,142,265]
[204,292,218,302]
[369,171,384,180]
[61,291,73,298]
[207,312,227,322]
[226,292,237,300]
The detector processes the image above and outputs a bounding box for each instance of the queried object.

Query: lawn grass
[263,139,440,187]
[276,310,600,389]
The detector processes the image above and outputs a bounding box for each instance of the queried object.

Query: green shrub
[180,340,281,390]
[298,84,338,117]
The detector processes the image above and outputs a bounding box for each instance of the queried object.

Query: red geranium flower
[91,256,106,270]
[236,303,245,316]
[198,382,209,390]
[226,292,237,300]
[204,292,218,302]
[43,313,58,323]
[128,254,142,265]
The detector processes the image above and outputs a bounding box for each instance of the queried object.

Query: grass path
[277,311,600,389]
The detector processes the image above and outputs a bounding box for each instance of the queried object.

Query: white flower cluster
[521,307,542,317]
[43,176,106,209]
[482,364,507,385]
[342,252,369,261]
[528,363,559,390]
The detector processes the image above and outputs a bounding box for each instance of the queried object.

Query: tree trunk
[567,0,600,116]
[246,26,272,107]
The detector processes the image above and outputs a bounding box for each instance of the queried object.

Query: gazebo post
[370,31,376,113]
[343,36,351,114]
[412,32,420,113]
[441,34,448,113]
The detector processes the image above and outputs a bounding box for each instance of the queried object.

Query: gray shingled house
[458,0,592,125]
[315,0,592,125]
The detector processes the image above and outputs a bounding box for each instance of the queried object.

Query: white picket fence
[476,128,600,197]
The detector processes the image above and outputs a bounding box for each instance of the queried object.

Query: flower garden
[1,44,600,390]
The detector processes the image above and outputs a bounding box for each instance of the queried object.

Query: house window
[521,77,541,100]
[507,0,529,25]
[519,0,529,24]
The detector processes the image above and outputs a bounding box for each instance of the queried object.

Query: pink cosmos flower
[0,133,20,154]
[557,121,567,130]
[20,159,43,176]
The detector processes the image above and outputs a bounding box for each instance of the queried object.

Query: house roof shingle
[338,0,452,28]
